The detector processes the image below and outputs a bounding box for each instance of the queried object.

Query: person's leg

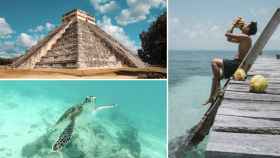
[204,58,223,105]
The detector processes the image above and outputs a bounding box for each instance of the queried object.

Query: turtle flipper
[55,104,83,126]
[52,119,75,151]
[55,106,76,126]
[94,104,117,113]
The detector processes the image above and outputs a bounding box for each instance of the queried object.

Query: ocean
[168,50,279,158]
[0,80,166,158]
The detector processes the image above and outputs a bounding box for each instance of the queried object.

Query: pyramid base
[0,67,166,79]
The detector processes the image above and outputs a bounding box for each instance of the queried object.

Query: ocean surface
[0,80,166,158]
[168,50,279,158]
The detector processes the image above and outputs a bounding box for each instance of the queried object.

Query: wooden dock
[206,56,280,158]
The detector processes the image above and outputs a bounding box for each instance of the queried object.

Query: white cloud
[29,22,55,33]
[0,51,22,58]
[17,33,37,48]
[0,20,55,58]
[115,0,166,26]
[0,17,13,37]
[45,22,55,31]
[97,16,138,52]
[0,32,38,58]
[169,19,232,50]
[0,41,16,52]
[0,41,22,58]
[90,0,118,13]
[35,25,44,32]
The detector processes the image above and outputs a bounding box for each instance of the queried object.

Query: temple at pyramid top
[12,9,145,69]
[62,9,96,25]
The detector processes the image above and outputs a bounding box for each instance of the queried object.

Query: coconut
[250,75,268,93]
[233,68,246,81]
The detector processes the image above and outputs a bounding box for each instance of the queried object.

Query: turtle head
[84,96,96,104]
[83,96,97,112]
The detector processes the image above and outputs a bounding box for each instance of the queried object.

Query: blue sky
[169,0,280,50]
[0,0,166,58]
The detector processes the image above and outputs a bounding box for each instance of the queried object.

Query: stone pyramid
[12,9,145,69]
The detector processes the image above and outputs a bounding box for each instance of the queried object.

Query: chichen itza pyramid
[12,9,145,69]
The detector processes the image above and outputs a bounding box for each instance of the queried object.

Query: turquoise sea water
[0,80,166,158]
[168,50,279,158]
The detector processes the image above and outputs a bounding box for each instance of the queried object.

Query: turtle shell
[55,104,83,126]
[52,119,75,151]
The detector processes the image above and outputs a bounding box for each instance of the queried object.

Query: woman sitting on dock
[204,17,257,105]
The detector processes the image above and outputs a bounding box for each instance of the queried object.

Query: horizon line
[169,49,280,51]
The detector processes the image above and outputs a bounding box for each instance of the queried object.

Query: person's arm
[225,17,249,43]
[225,17,243,42]
[225,20,237,42]
[225,33,250,43]
[225,25,238,43]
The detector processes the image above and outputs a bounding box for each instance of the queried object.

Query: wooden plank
[249,70,280,75]
[217,100,280,120]
[230,79,280,85]
[250,68,280,72]
[252,60,280,64]
[253,59,280,62]
[251,66,280,70]
[213,115,280,134]
[253,57,279,62]
[206,132,280,158]
[247,72,280,78]
[240,8,280,71]
[252,61,278,65]
[224,91,280,102]
[248,58,280,75]
[226,83,280,95]
[221,100,280,113]
[247,63,280,77]
[251,66,280,71]
[251,57,279,63]
[251,62,280,67]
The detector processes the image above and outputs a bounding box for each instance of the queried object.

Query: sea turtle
[52,96,116,152]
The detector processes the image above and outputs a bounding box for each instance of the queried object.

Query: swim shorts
[223,59,241,79]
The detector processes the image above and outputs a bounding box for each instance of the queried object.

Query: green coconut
[233,68,246,81]
[250,75,268,93]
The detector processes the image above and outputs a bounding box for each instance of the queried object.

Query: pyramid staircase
[12,20,73,68]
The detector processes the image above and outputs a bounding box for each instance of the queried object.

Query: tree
[138,12,167,67]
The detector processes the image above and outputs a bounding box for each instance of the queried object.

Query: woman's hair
[248,21,257,35]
